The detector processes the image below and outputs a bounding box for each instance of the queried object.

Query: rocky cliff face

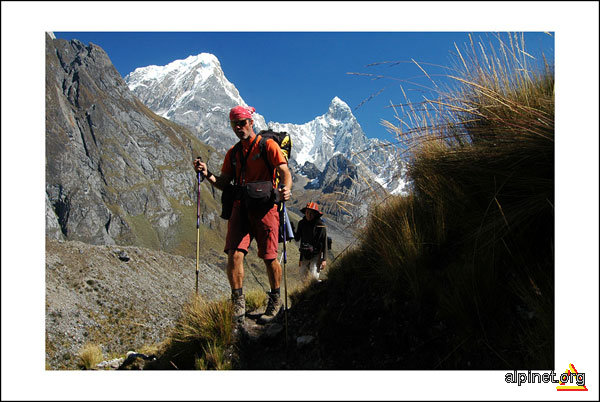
[45,34,225,253]
[298,154,386,223]
[270,97,408,196]
[298,161,321,180]
[320,154,384,196]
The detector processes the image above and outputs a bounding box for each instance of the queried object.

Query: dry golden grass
[137,341,166,357]
[151,295,236,370]
[169,295,234,347]
[321,32,554,368]
[77,343,104,370]
[244,288,268,312]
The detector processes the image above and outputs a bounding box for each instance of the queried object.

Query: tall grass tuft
[321,33,554,368]
[149,295,236,370]
[195,341,233,370]
[77,343,104,370]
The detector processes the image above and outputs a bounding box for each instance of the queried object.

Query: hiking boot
[232,294,246,324]
[258,291,282,324]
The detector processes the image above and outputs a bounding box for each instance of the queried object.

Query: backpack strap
[230,135,260,185]
[229,141,242,185]
[258,136,273,175]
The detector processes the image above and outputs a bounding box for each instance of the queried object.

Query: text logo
[556,363,588,391]
[504,363,587,391]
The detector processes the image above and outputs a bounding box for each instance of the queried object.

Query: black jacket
[294,217,327,261]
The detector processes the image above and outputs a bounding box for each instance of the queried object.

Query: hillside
[45,32,555,372]
[45,216,351,370]
[45,238,229,369]
[121,32,555,371]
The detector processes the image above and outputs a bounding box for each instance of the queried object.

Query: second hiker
[294,202,327,282]
[193,105,292,325]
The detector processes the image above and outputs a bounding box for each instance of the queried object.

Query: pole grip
[196,156,205,182]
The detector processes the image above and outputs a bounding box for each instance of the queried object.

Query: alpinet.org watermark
[505,363,588,391]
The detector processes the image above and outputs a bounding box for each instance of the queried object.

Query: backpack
[260,129,293,242]
[229,129,292,184]
[258,129,291,160]
[256,129,292,183]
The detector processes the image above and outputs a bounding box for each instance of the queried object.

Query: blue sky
[53,31,554,142]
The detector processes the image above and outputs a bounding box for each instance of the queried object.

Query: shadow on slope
[142,32,555,371]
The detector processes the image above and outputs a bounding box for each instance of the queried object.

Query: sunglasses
[230,119,249,128]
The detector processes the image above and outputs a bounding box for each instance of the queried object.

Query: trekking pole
[281,200,289,349]
[195,156,205,295]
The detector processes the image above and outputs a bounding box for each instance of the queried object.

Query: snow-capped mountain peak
[127,53,218,89]
[328,96,352,114]
[267,96,368,170]
[125,55,408,195]
[125,53,266,150]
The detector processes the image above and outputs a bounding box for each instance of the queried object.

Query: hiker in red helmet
[193,105,292,325]
[294,202,327,281]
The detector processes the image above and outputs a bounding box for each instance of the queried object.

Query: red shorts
[225,201,280,260]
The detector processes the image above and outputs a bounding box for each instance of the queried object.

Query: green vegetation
[137,341,165,357]
[166,189,225,258]
[126,213,162,250]
[195,341,233,370]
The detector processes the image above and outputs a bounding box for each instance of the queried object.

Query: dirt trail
[235,284,329,370]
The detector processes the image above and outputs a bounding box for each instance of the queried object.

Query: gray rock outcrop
[299,161,321,180]
[45,33,225,252]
